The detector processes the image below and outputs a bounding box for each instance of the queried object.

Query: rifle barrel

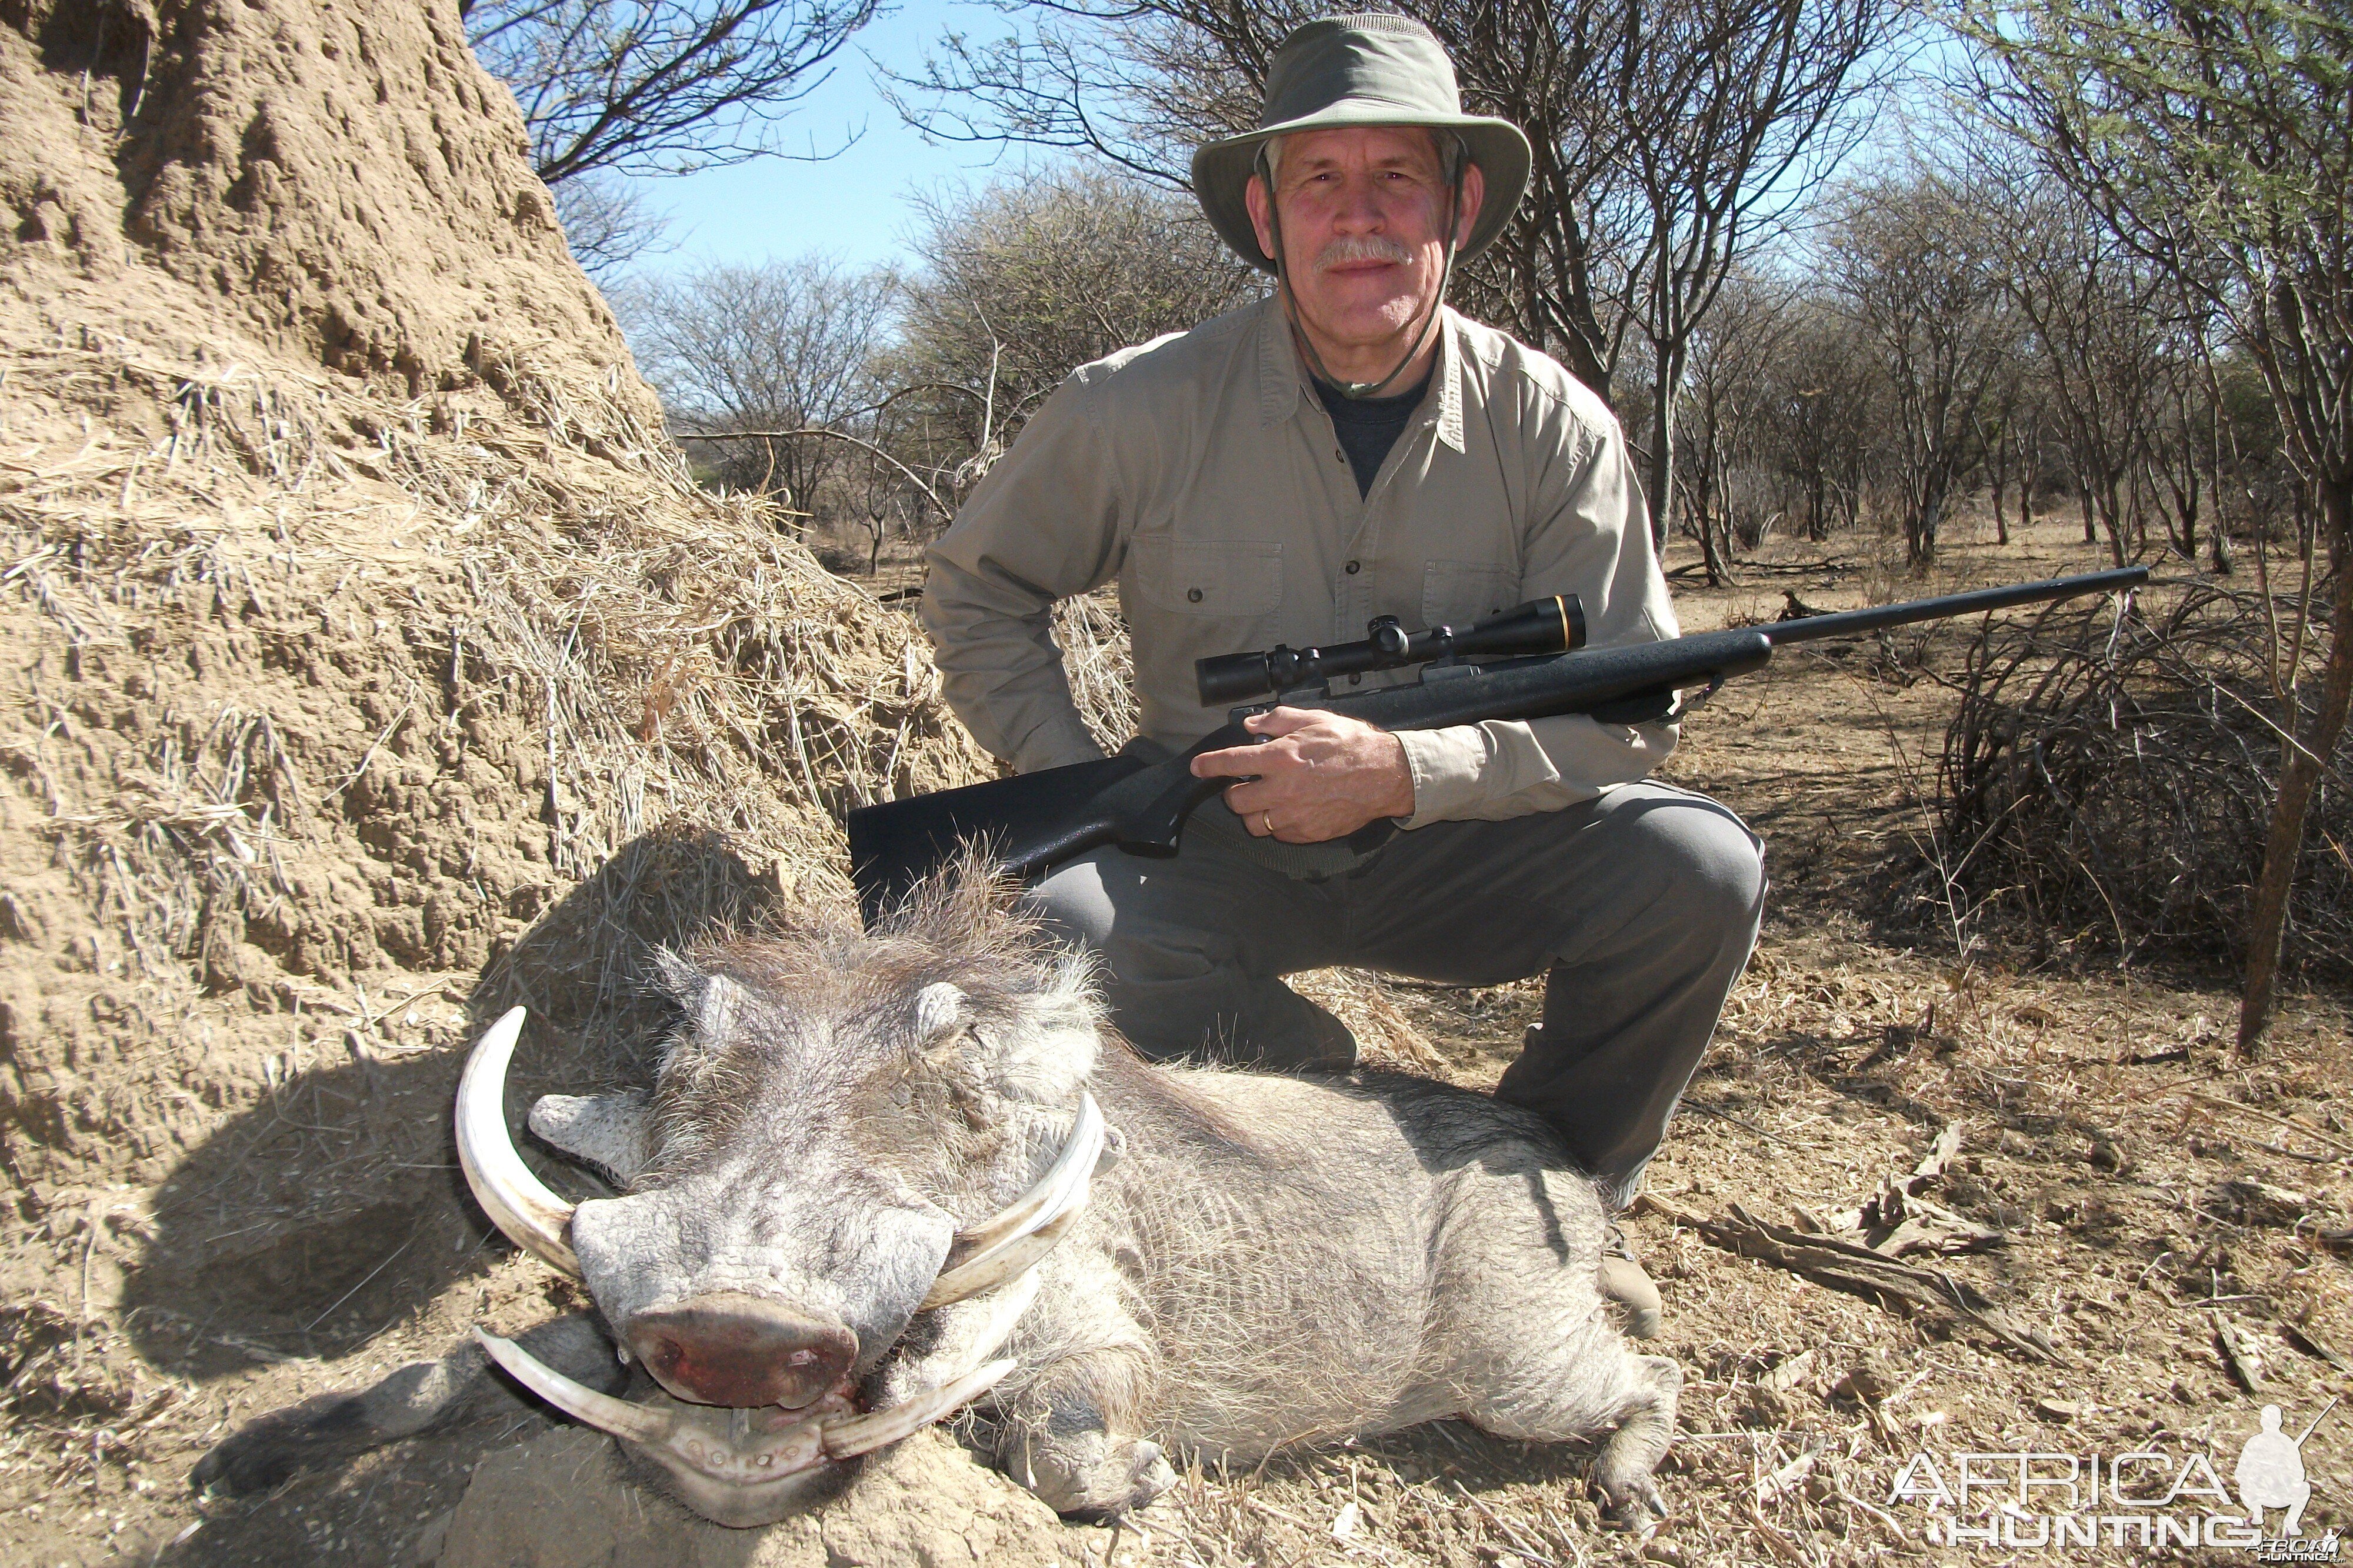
[1762,567,2146,648]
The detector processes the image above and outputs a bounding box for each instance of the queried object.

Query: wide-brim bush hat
[1191,12,1532,273]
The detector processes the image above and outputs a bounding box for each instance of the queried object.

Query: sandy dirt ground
[9,510,2349,1568]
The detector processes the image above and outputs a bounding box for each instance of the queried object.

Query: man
[921,13,1765,1336]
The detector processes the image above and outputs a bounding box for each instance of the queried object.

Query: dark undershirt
[1314,368,1435,498]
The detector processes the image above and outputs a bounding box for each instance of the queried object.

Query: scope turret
[1195,596,1586,705]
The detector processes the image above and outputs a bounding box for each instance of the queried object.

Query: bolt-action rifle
[846,566,2147,919]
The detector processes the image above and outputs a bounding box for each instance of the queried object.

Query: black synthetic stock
[847,566,2147,920]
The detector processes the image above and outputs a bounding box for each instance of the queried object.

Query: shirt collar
[1256,294,1467,454]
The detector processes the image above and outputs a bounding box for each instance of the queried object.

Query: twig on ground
[1743,1500,1813,1566]
[2214,1313,2269,1393]
[1638,1195,2055,1360]
[1452,1481,1561,1566]
[2161,1089,2353,1157]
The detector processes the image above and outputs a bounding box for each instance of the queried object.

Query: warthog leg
[1585,1354,1679,1527]
[1454,1325,1679,1528]
[191,1313,622,1497]
[988,1346,1174,1520]
[1422,1163,1681,1530]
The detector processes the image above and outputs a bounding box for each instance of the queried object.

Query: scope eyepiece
[1195,596,1586,705]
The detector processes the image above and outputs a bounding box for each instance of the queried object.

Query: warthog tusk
[478,1328,1014,1476]
[923,1209,1083,1309]
[477,1328,675,1444]
[456,1007,582,1276]
[921,1092,1104,1310]
[885,1267,1038,1399]
[820,1359,1017,1459]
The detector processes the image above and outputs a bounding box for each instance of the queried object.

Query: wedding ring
[1261,811,1275,836]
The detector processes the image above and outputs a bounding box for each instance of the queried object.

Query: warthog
[195,872,1679,1529]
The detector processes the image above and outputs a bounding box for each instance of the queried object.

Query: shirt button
[1187,587,1203,603]
[1345,559,1361,574]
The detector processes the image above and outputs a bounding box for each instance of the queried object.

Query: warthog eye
[787,1349,819,1367]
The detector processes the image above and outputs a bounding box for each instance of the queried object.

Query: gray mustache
[1314,235,1415,269]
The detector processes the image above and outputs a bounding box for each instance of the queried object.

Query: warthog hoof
[1014,1429,1175,1520]
[1594,1470,1669,1532]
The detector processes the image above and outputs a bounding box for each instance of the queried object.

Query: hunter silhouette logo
[2238,1399,2333,1552]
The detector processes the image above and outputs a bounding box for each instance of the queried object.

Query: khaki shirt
[921,295,1681,826]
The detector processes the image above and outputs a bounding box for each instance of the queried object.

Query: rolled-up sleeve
[1394,402,1682,826]
[921,374,1126,774]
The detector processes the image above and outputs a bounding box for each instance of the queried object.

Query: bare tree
[1675,273,1799,583]
[1620,0,1894,555]
[628,255,898,529]
[463,0,882,271]
[1758,298,1877,542]
[1971,335,2042,548]
[1989,169,2167,568]
[1825,169,2014,569]
[2145,305,2231,570]
[1962,0,2353,1052]
[881,167,1257,510]
[549,171,675,281]
[465,0,882,182]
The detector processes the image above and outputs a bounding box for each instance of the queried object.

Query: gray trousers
[1029,781,1765,1207]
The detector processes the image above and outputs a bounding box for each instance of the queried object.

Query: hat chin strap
[1266,161,1462,402]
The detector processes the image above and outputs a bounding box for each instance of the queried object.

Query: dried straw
[1,332,994,1123]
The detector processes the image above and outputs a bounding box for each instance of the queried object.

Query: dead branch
[1640,1196,2055,1361]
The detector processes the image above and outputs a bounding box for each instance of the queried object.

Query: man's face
[1244,125,1483,370]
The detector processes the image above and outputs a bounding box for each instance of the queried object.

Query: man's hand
[1190,708,1415,842]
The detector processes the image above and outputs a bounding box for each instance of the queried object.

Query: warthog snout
[624,1292,857,1409]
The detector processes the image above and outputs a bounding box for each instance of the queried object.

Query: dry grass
[1056,588,1140,756]
[1,333,989,1039]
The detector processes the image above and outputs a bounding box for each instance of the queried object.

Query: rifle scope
[1195,595,1587,705]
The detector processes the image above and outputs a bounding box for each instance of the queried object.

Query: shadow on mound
[122,827,776,1379]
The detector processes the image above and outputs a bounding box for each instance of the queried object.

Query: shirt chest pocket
[1421,559,1519,628]
[1131,537,1285,617]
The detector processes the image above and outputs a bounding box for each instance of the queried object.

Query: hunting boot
[1599,1222,1663,1340]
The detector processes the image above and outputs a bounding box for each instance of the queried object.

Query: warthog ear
[909,965,1101,1103]
[529,1091,652,1187]
[653,950,746,1049]
[913,981,966,1046]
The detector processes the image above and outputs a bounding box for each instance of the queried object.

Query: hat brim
[1191,110,1532,273]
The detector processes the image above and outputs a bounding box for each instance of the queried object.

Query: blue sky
[615,0,1031,273]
